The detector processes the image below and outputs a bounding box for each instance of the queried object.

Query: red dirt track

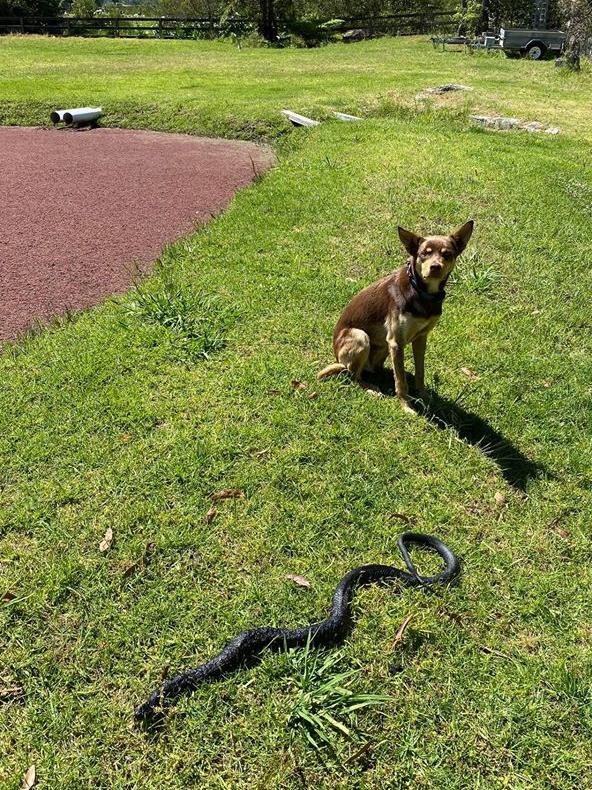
[0,126,275,341]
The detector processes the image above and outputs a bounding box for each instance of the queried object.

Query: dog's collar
[407,260,448,304]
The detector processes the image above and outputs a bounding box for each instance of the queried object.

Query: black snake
[135,532,460,723]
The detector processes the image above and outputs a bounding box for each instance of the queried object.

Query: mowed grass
[1,36,592,790]
[1,35,592,139]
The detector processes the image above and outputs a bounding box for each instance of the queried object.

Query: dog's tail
[317,363,348,380]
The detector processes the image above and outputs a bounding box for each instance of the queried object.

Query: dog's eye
[425,247,432,254]
[442,250,453,260]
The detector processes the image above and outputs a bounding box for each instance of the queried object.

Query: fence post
[115,17,120,37]
[20,16,24,33]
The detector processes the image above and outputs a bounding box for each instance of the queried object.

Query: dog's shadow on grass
[364,370,544,492]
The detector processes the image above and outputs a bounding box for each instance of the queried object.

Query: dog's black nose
[429,263,443,274]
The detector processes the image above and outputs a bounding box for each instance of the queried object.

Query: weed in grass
[549,662,592,708]
[459,250,502,295]
[563,177,592,218]
[125,276,234,362]
[286,641,390,755]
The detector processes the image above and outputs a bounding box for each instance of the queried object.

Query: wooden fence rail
[0,11,455,39]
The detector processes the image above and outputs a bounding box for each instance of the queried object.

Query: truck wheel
[525,42,546,60]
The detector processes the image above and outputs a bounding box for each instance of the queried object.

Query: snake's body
[135,532,460,722]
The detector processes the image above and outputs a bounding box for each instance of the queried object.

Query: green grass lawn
[1,35,591,139]
[1,35,592,790]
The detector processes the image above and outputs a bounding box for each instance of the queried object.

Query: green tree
[1,0,62,15]
[455,0,483,33]
[476,0,535,30]
[70,0,96,14]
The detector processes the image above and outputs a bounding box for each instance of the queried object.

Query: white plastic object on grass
[51,107,102,125]
[333,111,362,121]
[281,109,320,128]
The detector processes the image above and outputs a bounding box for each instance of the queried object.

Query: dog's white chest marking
[387,313,439,347]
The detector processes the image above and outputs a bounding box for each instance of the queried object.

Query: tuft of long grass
[457,250,503,295]
[125,276,234,362]
[287,642,390,753]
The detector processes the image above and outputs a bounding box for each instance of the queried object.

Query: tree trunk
[564,35,581,69]
[259,0,277,42]
[477,0,493,33]
[563,0,583,71]
[457,0,468,37]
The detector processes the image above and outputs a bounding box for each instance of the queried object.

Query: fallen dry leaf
[393,615,413,648]
[99,528,113,553]
[479,645,514,661]
[122,561,140,580]
[0,685,24,703]
[388,513,413,525]
[122,542,155,579]
[1,590,17,603]
[204,506,218,524]
[290,379,307,391]
[344,740,373,765]
[542,380,552,388]
[118,433,133,443]
[494,492,506,507]
[210,489,245,502]
[460,366,479,381]
[548,512,572,537]
[21,766,35,790]
[307,391,319,400]
[286,574,311,589]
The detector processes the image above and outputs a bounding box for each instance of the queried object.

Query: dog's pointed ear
[398,226,423,256]
[450,220,474,254]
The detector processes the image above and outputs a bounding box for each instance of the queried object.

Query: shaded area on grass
[419,391,545,491]
[363,370,545,491]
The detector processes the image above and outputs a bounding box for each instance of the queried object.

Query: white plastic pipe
[51,107,102,125]
[50,109,69,124]
[63,107,102,125]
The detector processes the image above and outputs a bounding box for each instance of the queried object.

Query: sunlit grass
[0,35,591,139]
[1,36,592,790]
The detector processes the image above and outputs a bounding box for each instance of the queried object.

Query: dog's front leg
[412,334,427,398]
[389,341,414,414]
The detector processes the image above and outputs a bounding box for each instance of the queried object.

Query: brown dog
[318,221,474,412]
